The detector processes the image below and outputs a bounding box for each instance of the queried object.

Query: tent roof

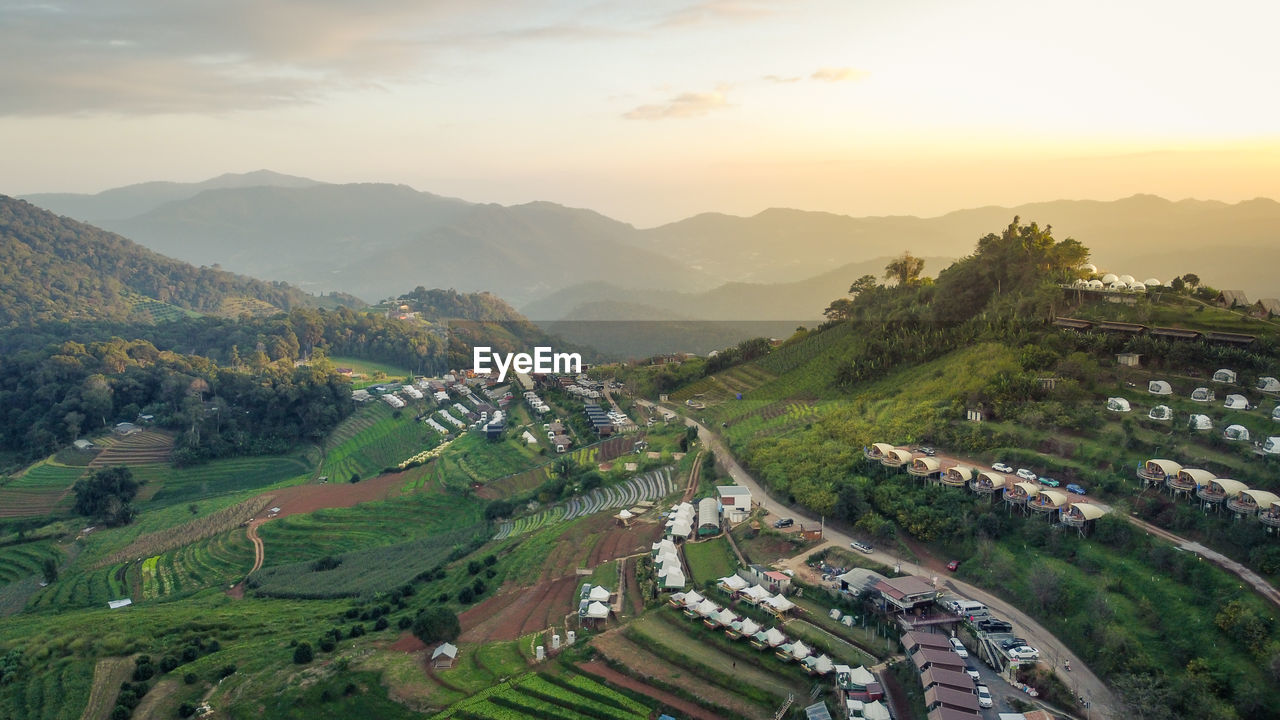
[738,618,761,636]
[432,642,458,659]
[1035,490,1069,507]
[870,443,895,455]
[588,586,611,601]
[585,601,610,618]
[1146,459,1182,474]
[661,568,686,588]
[1210,478,1248,496]
[862,700,891,720]
[617,509,633,519]
[1242,490,1280,508]
[766,595,796,612]
[1013,481,1040,496]
[695,599,720,616]
[1069,503,1107,520]
[720,575,749,590]
[947,466,975,479]
[763,627,787,645]
[791,640,811,659]
[682,591,704,607]
[913,457,941,471]
[977,471,1006,486]
[743,585,772,601]
[1179,468,1216,483]
[846,665,876,686]
[886,448,914,461]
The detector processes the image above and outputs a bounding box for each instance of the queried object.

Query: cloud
[763,74,801,84]
[623,90,730,120]
[810,67,867,83]
[656,0,777,29]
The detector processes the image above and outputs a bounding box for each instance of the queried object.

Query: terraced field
[476,435,639,501]
[319,403,439,482]
[0,541,63,586]
[492,467,677,540]
[0,460,83,518]
[130,453,312,505]
[0,654,94,720]
[432,671,650,720]
[88,431,174,469]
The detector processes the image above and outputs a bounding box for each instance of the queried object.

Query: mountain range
[20,173,1280,331]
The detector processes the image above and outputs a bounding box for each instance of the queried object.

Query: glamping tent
[1081,263,1098,274]
[718,575,749,594]
[1259,377,1280,394]
[803,654,835,675]
[1106,397,1131,412]
[1148,380,1173,395]
[1191,387,1214,402]
[1224,425,1251,442]
[865,442,895,460]
[1109,281,1127,291]
[1273,406,1280,421]
[1189,414,1213,431]
[1199,478,1248,504]
[1229,489,1280,516]
[1144,278,1162,287]
[1140,459,1182,481]
[1148,405,1172,421]
[1224,394,1249,410]
[1101,273,1119,284]
[1214,369,1237,384]
[1117,274,1137,285]
[1129,282,1147,292]
[587,586,611,602]
[584,601,610,621]
[1264,437,1280,455]
[1087,279,1105,289]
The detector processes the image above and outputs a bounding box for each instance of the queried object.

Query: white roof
[846,665,876,686]
[806,654,834,674]
[1224,394,1248,409]
[694,599,720,617]
[742,585,772,602]
[789,640,811,659]
[652,539,676,554]
[765,595,796,613]
[712,608,738,626]
[720,575,749,591]
[1189,414,1213,430]
[432,642,458,659]
[1148,380,1172,394]
[617,509,634,519]
[662,568,686,588]
[1106,397,1131,412]
[738,618,761,636]
[107,598,132,609]
[1224,425,1250,441]
[862,700,890,720]
[762,627,787,646]
[585,601,610,619]
[682,591,704,607]
[588,585,611,602]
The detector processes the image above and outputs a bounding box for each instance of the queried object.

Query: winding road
[638,399,1120,718]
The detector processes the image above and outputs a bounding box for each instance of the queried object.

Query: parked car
[1015,468,1038,482]
[1006,645,1040,661]
[850,540,874,554]
[977,686,994,709]
[978,618,1013,633]
[949,637,969,658]
[774,518,794,528]
[1039,476,1060,487]
[999,638,1028,649]
[964,665,981,682]
[1066,483,1087,495]
[920,446,936,456]
[992,462,1013,473]
[946,560,960,572]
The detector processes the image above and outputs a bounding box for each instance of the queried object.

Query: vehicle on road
[774,518,794,528]
[999,638,1028,649]
[920,446,936,456]
[1066,483,1087,495]
[949,637,969,658]
[977,618,1013,633]
[1006,645,1040,661]
[1016,468,1038,482]
[964,665,980,682]
[992,462,1013,473]
[977,686,994,709]
[850,540,874,554]
[946,560,959,571]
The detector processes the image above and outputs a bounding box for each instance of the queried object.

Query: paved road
[639,400,1117,719]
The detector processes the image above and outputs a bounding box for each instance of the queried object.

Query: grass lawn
[329,356,414,389]
[682,537,739,586]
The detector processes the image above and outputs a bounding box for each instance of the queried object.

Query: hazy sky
[2,0,1278,226]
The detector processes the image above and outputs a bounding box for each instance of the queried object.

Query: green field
[0,541,63,586]
[132,452,314,506]
[682,537,739,586]
[319,403,439,483]
[329,356,414,389]
[432,671,650,720]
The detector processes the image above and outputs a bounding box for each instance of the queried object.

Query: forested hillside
[0,196,356,329]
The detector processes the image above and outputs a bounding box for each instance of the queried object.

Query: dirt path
[80,657,132,720]
[1127,513,1280,607]
[681,451,703,502]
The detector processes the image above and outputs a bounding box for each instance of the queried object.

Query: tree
[292,642,314,664]
[40,557,57,585]
[71,466,139,526]
[411,608,461,644]
[1181,273,1201,288]
[883,252,925,286]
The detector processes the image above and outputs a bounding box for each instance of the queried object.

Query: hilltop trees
[883,252,926,286]
[72,466,139,526]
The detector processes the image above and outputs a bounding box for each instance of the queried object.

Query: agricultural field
[0,540,63,586]
[431,671,651,720]
[131,452,313,505]
[0,460,83,518]
[254,491,485,568]
[87,430,174,470]
[682,537,739,586]
[491,467,678,541]
[329,356,414,389]
[442,433,543,488]
[319,403,440,483]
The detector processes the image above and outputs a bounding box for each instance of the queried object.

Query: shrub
[132,663,154,682]
[159,655,178,673]
[397,616,412,630]
[374,617,389,631]
[181,645,198,662]
[110,706,129,720]
[458,587,475,603]
[411,608,461,644]
[349,624,366,638]
[218,664,237,678]
[183,672,197,685]
[293,642,314,664]
[178,702,196,718]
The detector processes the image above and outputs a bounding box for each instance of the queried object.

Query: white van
[850,541,873,554]
[952,600,989,618]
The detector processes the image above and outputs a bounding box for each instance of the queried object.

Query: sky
[2,0,1279,226]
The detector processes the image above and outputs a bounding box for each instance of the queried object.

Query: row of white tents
[667,589,832,675]
[652,538,686,589]
[1143,459,1280,518]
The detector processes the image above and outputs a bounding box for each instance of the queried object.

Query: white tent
[1224,394,1249,410]
[1109,281,1127,291]
[1129,283,1147,293]
[681,591,704,608]
[1214,369,1237,384]
[710,608,738,626]
[789,641,812,660]
[617,508,633,520]
[1106,397,1131,412]
[652,539,677,555]
[1263,437,1280,454]
[1081,263,1098,274]
[862,700,891,720]
[765,595,796,614]
[1148,380,1173,395]
[735,618,761,637]
[1087,279,1104,289]
[1224,425,1251,442]
[759,627,787,647]
[1273,406,1280,421]
[1189,414,1213,431]
[1118,274,1137,285]
[662,567,686,588]
[588,586,611,602]
[1259,377,1280,393]
[1148,405,1172,421]
[1101,273,1119,284]
[719,575,748,592]
[585,601,610,619]
[694,599,720,617]
[1191,387,1214,402]
[741,585,772,604]
[1143,278,1162,287]
[804,654,835,675]
[846,666,877,687]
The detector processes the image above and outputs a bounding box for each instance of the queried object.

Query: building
[716,485,752,523]
[875,576,937,613]
[1116,352,1141,367]
[1216,290,1250,308]
[697,497,721,536]
[431,642,458,668]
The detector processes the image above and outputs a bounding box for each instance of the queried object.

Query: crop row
[0,541,63,585]
[493,467,676,540]
[434,672,647,720]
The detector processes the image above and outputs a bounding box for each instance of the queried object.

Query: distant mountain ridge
[0,195,353,330]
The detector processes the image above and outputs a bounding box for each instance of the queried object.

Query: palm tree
[884,252,925,286]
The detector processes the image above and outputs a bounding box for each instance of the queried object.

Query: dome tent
[1224,394,1249,410]
[1118,274,1137,285]
[1081,263,1098,274]
[1101,273,1119,284]
[1273,406,1280,421]
[1148,405,1172,420]
[1264,437,1280,454]
[1106,397,1131,412]
[1213,369,1237,384]
[1189,414,1213,431]
[1148,380,1173,395]
[1258,377,1280,394]
[1143,278,1162,287]
[1087,279,1105,289]
[1190,387,1214,402]
[1224,425,1250,441]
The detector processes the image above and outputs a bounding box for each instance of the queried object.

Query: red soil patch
[389,632,426,652]
[576,660,722,720]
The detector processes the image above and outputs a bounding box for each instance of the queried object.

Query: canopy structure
[842,665,877,688]
[588,586,611,602]
[719,575,749,593]
[1066,503,1107,521]
[694,599,720,618]
[1191,387,1214,402]
[1087,279,1104,289]
[1011,482,1040,500]
[1202,478,1248,501]
[909,457,942,476]
[1143,278,1162,287]
[1177,468,1216,487]
[585,601,610,619]
[617,508,634,520]
[862,700,891,720]
[661,567,686,588]
[1031,489,1069,510]
[1143,459,1182,478]
[1233,489,1280,513]
[1266,437,1280,455]
[1259,377,1280,393]
[1214,369,1237,384]
[867,442,895,459]
[710,608,738,627]
[1106,397,1131,412]
[735,618,762,637]
[789,641,812,660]
[1148,405,1172,420]
[741,585,772,604]
[1129,283,1147,292]
[1224,424,1251,442]
[1224,394,1249,410]
[1189,414,1213,431]
[680,591,703,609]
[883,448,914,466]
[975,471,1007,490]
[755,627,788,647]
[804,654,835,675]
[945,466,975,483]
[765,594,796,614]
[1148,380,1173,395]
[1117,274,1137,284]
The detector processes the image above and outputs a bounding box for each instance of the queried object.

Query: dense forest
[0,196,359,329]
